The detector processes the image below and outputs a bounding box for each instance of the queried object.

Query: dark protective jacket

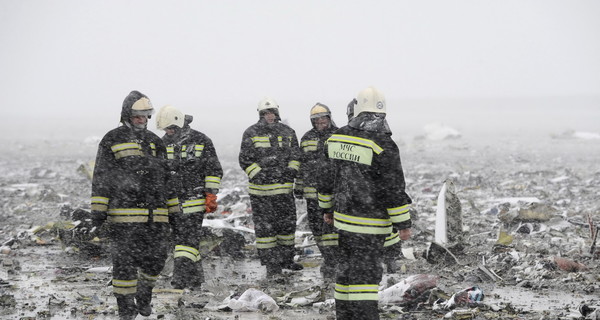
[239,118,301,196]
[297,124,339,199]
[163,125,223,198]
[91,125,181,224]
[318,120,412,235]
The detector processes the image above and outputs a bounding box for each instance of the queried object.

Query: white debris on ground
[1,134,599,320]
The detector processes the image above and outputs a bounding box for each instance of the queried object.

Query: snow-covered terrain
[1,125,599,319]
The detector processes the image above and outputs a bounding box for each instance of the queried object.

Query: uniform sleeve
[90,136,114,223]
[379,140,412,229]
[202,137,223,193]
[295,132,311,195]
[317,140,336,213]
[286,129,301,174]
[238,128,263,179]
[154,138,181,215]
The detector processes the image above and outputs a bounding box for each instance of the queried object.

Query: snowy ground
[0,130,599,319]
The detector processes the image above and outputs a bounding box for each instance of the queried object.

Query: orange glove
[205,193,218,213]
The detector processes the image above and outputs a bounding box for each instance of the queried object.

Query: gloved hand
[323,212,334,225]
[398,228,412,240]
[205,193,218,213]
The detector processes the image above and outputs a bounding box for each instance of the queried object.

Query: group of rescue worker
[90,86,412,320]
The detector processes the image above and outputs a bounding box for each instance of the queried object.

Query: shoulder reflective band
[334,283,379,301]
[328,134,383,154]
[301,140,318,152]
[245,163,262,179]
[112,279,138,295]
[205,176,222,189]
[333,211,392,234]
[194,144,204,157]
[248,183,293,196]
[318,193,334,208]
[251,136,271,148]
[166,146,175,159]
[111,142,143,159]
[91,196,109,212]
[387,204,411,223]
[384,231,400,247]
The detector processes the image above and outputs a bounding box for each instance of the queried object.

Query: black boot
[136,282,153,317]
[171,257,189,289]
[116,295,137,320]
[189,260,205,289]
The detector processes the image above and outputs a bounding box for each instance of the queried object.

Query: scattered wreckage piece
[435,179,464,246]
[380,274,439,307]
[423,242,460,265]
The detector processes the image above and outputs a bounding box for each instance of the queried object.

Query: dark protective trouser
[171,200,205,288]
[335,230,386,320]
[306,198,338,277]
[250,193,297,271]
[110,223,170,317]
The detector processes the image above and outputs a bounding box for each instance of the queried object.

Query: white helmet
[156,105,185,130]
[354,86,386,116]
[257,97,280,120]
[257,97,279,113]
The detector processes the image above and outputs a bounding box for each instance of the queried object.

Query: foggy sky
[1,0,599,152]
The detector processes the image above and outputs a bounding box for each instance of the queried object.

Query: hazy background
[1,0,599,158]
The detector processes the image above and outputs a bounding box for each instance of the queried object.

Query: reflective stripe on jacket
[318,125,412,234]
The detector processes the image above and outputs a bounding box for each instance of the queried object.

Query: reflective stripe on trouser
[111,224,169,296]
[335,230,386,320]
[171,207,204,287]
[250,193,297,268]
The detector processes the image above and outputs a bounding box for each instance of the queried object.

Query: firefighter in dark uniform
[155,105,223,290]
[90,91,181,320]
[344,100,406,274]
[296,103,339,280]
[239,97,303,278]
[318,87,412,320]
